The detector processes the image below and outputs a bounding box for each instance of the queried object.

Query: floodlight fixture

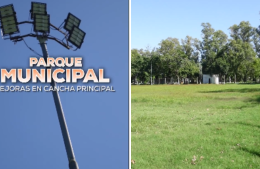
[68,26,85,49]
[0,4,15,18]
[30,2,47,19]
[0,4,19,36]
[0,15,20,35]
[33,14,50,33]
[64,13,81,32]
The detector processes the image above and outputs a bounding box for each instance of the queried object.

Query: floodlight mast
[0,4,85,168]
[37,37,79,169]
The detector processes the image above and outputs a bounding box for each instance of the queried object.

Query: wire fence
[132,77,260,85]
[132,78,201,85]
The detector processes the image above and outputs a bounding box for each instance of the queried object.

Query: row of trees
[131,21,260,84]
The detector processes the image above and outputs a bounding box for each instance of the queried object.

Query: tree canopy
[132,21,260,84]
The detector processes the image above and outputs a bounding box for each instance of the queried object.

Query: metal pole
[150,60,152,85]
[37,37,79,169]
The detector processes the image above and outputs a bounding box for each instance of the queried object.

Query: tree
[131,49,149,84]
[229,21,254,43]
[200,23,215,60]
[159,37,185,84]
[227,21,256,82]
[252,28,260,57]
[131,49,140,83]
[238,58,255,82]
[200,23,228,75]
[179,58,200,80]
[215,44,230,84]
[142,46,162,84]
[252,58,260,80]
[225,39,256,83]
[181,36,200,63]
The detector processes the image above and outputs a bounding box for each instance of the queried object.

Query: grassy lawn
[131,84,260,169]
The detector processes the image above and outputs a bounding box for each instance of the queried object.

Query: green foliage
[131,21,260,83]
[253,58,260,78]
[229,21,254,43]
[200,23,228,75]
[179,58,200,78]
[252,28,260,57]
[225,39,256,82]
[131,49,150,83]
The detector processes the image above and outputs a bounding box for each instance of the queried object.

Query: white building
[203,74,219,84]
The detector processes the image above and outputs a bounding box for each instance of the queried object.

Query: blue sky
[131,0,260,50]
[0,0,129,169]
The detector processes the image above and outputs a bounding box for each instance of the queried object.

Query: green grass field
[131,84,260,169]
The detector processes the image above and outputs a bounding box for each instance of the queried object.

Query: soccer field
[131,84,260,169]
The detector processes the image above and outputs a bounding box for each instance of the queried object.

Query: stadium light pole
[38,37,78,169]
[0,2,86,169]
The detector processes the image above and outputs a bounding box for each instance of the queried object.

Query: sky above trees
[131,0,260,50]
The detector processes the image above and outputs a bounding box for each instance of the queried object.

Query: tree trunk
[197,77,198,84]
[234,74,236,83]
[155,76,158,84]
[177,76,180,85]
[244,74,247,83]
[223,75,225,84]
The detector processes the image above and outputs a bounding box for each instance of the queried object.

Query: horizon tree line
[131,21,260,84]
